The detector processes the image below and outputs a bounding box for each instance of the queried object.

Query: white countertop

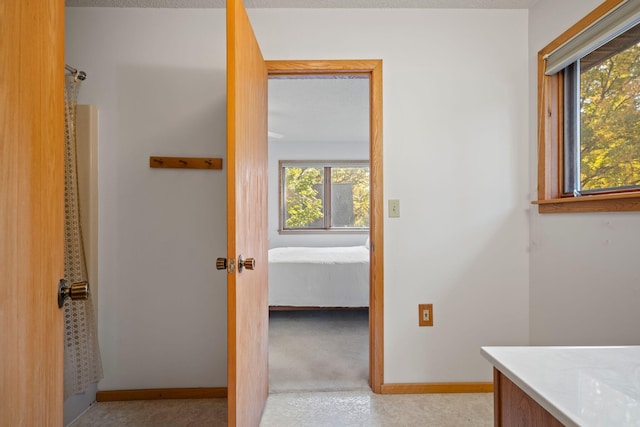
[481,346,640,427]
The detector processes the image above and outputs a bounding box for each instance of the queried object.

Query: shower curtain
[64,75,103,399]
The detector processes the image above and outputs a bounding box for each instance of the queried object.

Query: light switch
[389,199,400,218]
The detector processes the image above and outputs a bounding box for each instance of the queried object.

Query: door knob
[216,257,235,273]
[58,279,89,308]
[237,255,255,272]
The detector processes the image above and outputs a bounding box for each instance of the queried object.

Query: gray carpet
[269,309,369,393]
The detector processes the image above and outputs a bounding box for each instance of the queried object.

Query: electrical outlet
[419,304,433,327]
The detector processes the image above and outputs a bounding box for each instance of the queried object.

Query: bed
[268,243,370,308]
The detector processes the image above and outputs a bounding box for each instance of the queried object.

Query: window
[536,0,640,213]
[280,161,369,231]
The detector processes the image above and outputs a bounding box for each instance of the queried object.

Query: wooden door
[226,0,269,425]
[0,0,65,425]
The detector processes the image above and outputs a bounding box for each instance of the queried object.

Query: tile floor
[70,398,226,426]
[72,311,493,425]
[71,391,493,426]
[261,390,493,427]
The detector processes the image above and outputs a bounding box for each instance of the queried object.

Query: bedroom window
[536,0,640,213]
[280,161,369,232]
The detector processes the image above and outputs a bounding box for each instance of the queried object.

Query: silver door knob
[238,255,255,272]
[58,279,89,308]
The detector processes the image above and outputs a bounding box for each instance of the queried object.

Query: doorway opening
[265,60,383,393]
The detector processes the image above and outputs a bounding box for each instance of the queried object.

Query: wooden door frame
[266,60,384,393]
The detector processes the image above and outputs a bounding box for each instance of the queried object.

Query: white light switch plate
[389,199,400,218]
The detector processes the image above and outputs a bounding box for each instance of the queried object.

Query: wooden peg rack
[149,156,223,170]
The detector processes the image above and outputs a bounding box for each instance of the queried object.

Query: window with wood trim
[536,0,640,213]
[279,161,369,232]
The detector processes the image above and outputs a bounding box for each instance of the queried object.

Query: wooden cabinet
[493,368,564,427]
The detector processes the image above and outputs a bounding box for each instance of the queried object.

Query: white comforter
[268,246,370,307]
[268,246,369,264]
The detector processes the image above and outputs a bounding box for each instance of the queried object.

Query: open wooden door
[0,0,65,424]
[226,0,269,425]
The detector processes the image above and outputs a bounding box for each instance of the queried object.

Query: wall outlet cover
[418,303,433,327]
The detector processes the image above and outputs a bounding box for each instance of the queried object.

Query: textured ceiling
[66,0,537,8]
[268,77,369,144]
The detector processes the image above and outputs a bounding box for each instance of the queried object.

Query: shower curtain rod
[65,64,86,81]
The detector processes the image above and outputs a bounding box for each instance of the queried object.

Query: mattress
[268,246,370,307]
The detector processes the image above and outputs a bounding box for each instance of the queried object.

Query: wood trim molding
[265,59,384,394]
[493,368,503,426]
[369,59,384,395]
[267,59,381,75]
[536,53,563,201]
[534,191,640,213]
[380,382,493,394]
[96,388,227,402]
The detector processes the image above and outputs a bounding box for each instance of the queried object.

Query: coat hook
[149,156,222,170]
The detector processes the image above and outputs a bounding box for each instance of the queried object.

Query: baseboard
[380,382,493,394]
[269,306,368,311]
[96,387,227,402]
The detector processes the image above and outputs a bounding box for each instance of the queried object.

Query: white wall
[268,140,369,248]
[66,6,529,389]
[66,8,229,390]
[528,0,640,346]
[252,8,530,383]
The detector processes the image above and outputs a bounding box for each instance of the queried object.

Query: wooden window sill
[533,192,640,213]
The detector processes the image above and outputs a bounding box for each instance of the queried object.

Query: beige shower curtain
[64,75,103,399]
